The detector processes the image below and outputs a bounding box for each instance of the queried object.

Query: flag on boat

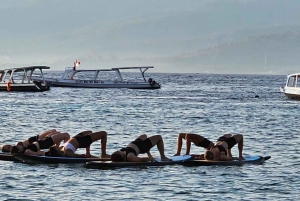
[73,60,81,69]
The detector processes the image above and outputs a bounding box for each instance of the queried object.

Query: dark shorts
[131,138,153,154]
[224,137,237,149]
[26,137,54,151]
[195,138,211,148]
[73,132,93,148]
[27,135,39,144]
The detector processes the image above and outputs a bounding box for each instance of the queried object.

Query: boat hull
[280,87,300,100]
[0,82,50,92]
[49,81,161,89]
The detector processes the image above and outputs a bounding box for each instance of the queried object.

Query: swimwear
[195,138,212,148]
[211,145,227,156]
[120,147,137,161]
[61,142,76,152]
[26,137,54,152]
[130,138,153,154]
[73,132,93,148]
[224,137,237,149]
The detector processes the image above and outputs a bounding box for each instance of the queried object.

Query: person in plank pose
[47,130,110,158]
[10,132,70,156]
[111,134,171,162]
[204,134,244,161]
[1,129,58,153]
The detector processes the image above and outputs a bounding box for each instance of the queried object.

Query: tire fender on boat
[7,81,11,91]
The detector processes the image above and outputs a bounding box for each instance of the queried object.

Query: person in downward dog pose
[10,132,70,156]
[111,134,171,162]
[204,134,244,161]
[1,129,59,153]
[47,130,110,158]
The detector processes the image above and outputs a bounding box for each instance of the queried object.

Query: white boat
[32,62,161,89]
[280,73,300,100]
[0,66,51,92]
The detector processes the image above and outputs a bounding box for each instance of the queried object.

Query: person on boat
[110,134,172,162]
[47,130,110,158]
[10,132,70,156]
[1,129,58,153]
[173,133,234,159]
[204,134,244,161]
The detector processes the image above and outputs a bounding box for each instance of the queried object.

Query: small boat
[280,73,300,100]
[32,61,161,89]
[0,66,51,92]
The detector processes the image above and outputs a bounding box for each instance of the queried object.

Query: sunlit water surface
[0,72,297,200]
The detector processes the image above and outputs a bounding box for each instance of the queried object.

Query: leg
[232,134,244,160]
[89,131,110,158]
[148,135,171,161]
[39,129,57,139]
[135,134,147,141]
[174,133,186,156]
[51,133,70,146]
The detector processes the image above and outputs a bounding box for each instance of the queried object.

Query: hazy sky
[0,0,299,74]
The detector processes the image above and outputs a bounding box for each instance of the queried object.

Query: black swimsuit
[120,138,153,161]
[25,137,54,152]
[211,145,227,156]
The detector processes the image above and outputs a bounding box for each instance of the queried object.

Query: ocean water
[0,72,298,201]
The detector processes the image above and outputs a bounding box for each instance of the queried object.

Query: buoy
[7,81,11,92]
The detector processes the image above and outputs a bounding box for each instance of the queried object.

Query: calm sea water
[0,72,298,200]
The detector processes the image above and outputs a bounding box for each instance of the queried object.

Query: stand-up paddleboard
[85,155,192,169]
[13,153,111,164]
[183,155,271,166]
[0,153,20,162]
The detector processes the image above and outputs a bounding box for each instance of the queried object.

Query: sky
[0,0,300,74]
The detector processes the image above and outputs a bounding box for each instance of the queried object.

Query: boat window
[287,76,296,87]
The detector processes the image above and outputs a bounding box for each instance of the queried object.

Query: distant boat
[0,66,51,92]
[280,73,300,100]
[32,62,161,89]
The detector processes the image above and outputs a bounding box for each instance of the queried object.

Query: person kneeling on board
[204,134,244,161]
[47,130,110,159]
[174,133,233,159]
[1,129,59,153]
[111,134,172,162]
[10,132,70,156]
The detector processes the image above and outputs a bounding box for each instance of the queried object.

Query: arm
[174,133,186,156]
[219,154,237,161]
[127,153,152,162]
[64,150,88,158]
[146,151,156,162]
[24,149,45,156]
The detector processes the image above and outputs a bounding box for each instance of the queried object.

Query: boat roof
[65,66,154,72]
[111,66,154,70]
[287,73,300,77]
[0,66,50,72]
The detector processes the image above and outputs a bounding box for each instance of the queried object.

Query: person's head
[1,144,12,152]
[204,150,214,160]
[10,145,24,154]
[111,151,125,162]
[47,146,62,157]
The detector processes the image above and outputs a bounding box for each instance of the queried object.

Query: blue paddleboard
[183,155,271,166]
